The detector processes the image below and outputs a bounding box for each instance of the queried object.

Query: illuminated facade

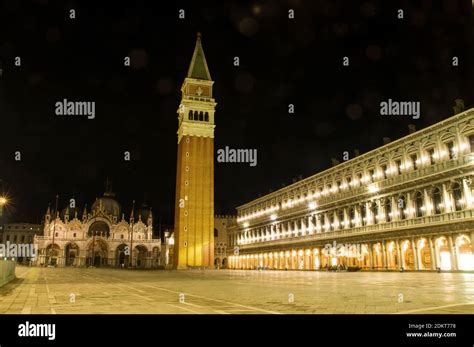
[228,108,474,272]
[173,33,216,269]
[34,188,162,268]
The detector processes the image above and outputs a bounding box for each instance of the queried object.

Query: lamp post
[49,195,59,266]
[129,200,135,268]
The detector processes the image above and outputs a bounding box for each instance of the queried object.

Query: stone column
[366,202,373,225]
[308,215,314,234]
[398,241,405,269]
[318,215,323,233]
[423,188,432,216]
[471,232,474,254]
[391,196,398,220]
[301,217,306,236]
[382,240,387,269]
[448,235,458,270]
[428,237,436,270]
[377,200,383,223]
[412,238,419,270]
[368,243,373,269]
[406,194,413,219]
[343,208,349,229]
[462,178,472,208]
[442,183,452,213]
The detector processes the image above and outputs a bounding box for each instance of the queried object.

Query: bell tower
[174,33,216,269]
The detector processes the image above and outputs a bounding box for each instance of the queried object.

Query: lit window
[410,154,417,170]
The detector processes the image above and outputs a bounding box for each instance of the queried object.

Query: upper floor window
[370,202,378,224]
[188,110,193,120]
[381,165,387,179]
[337,210,344,226]
[410,154,418,170]
[427,148,435,165]
[398,196,406,220]
[469,135,474,153]
[204,112,209,122]
[414,191,423,218]
[360,204,367,226]
[368,169,375,182]
[446,141,455,160]
[432,188,442,214]
[395,159,402,175]
[384,198,392,222]
[349,208,355,227]
[346,176,352,188]
[452,183,463,211]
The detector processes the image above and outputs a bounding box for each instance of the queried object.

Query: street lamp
[49,195,59,266]
[129,200,136,269]
[0,196,7,218]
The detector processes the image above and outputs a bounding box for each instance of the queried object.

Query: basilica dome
[91,196,122,218]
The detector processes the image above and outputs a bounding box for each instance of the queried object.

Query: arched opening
[65,243,79,266]
[204,112,209,122]
[372,243,383,269]
[337,209,344,228]
[360,204,367,226]
[87,239,108,267]
[414,191,423,218]
[436,237,451,270]
[401,240,414,269]
[88,221,110,238]
[188,110,193,120]
[134,245,148,268]
[193,111,198,120]
[349,208,355,227]
[386,241,398,269]
[432,188,442,214]
[371,201,378,224]
[199,111,204,121]
[398,196,406,220]
[385,198,392,222]
[116,244,129,267]
[452,183,463,211]
[456,235,473,270]
[45,244,60,266]
[417,238,431,270]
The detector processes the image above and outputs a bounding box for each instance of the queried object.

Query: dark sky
[0,0,472,226]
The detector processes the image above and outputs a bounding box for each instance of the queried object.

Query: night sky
[0,0,472,226]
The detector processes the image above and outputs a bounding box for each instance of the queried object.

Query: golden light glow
[368,185,379,193]
[0,197,7,205]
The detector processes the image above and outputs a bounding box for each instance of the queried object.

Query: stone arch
[435,236,451,270]
[134,244,148,268]
[64,242,80,266]
[456,235,473,270]
[45,243,61,266]
[86,238,108,267]
[115,243,129,267]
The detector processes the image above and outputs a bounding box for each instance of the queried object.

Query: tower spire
[187,32,211,81]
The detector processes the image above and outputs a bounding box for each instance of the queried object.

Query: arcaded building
[228,107,474,272]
